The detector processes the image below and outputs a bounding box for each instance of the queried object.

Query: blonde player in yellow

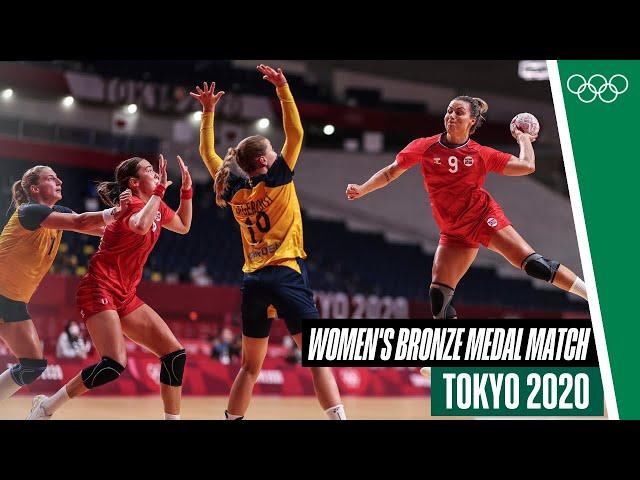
[0,165,130,404]
[191,65,346,420]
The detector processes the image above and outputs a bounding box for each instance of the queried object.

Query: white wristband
[102,207,117,225]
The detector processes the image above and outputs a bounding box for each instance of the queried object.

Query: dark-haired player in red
[347,96,587,320]
[27,154,193,420]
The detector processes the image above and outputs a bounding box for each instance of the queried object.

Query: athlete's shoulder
[17,203,54,231]
[52,205,73,214]
[223,172,249,203]
[402,135,441,154]
[266,154,293,187]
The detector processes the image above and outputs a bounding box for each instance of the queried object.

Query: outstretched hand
[189,82,225,113]
[177,155,192,190]
[113,189,132,219]
[257,64,287,87]
[158,154,173,189]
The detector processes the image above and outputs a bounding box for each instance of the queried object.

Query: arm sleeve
[18,204,55,231]
[199,111,225,178]
[277,84,304,170]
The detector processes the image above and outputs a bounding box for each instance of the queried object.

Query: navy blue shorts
[241,258,319,338]
[0,294,30,323]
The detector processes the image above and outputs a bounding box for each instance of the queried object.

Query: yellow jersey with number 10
[199,83,306,274]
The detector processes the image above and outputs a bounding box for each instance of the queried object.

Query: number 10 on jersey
[245,211,271,244]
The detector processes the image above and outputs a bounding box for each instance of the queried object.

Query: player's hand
[257,64,287,87]
[113,189,132,220]
[513,128,537,143]
[177,155,192,190]
[346,184,364,200]
[189,82,225,113]
[158,154,173,189]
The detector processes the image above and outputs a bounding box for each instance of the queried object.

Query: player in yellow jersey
[0,165,130,404]
[191,65,346,420]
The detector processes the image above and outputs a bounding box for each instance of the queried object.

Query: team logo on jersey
[433,157,441,165]
[100,298,108,305]
[155,212,161,222]
[487,217,498,228]
[464,156,474,166]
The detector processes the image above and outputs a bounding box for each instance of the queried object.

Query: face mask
[69,325,80,336]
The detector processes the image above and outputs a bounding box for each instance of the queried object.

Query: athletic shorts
[0,294,30,323]
[439,200,511,248]
[76,283,144,321]
[240,258,319,338]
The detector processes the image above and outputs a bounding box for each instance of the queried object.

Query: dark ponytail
[96,157,145,207]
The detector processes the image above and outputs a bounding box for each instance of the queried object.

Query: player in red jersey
[346,96,587,319]
[27,154,193,420]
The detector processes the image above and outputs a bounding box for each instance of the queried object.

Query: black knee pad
[429,283,456,319]
[445,304,458,319]
[10,358,47,386]
[160,349,186,387]
[521,253,560,283]
[81,356,125,389]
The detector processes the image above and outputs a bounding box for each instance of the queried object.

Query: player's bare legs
[292,332,344,418]
[0,320,43,359]
[432,245,479,289]
[0,320,44,401]
[226,335,269,418]
[121,304,185,418]
[487,225,587,300]
[28,311,127,419]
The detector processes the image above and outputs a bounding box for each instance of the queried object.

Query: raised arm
[128,155,171,235]
[502,132,536,176]
[190,82,226,179]
[163,155,193,235]
[346,160,409,200]
[258,64,303,170]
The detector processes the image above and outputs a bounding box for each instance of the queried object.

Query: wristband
[102,207,117,225]
[153,184,166,199]
[180,188,193,200]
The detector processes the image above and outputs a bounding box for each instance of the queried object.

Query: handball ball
[510,112,540,139]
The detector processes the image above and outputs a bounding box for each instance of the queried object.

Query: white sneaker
[26,395,52,420]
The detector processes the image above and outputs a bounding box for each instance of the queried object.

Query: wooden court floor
[0,395,607,420]
[0,395,445,420]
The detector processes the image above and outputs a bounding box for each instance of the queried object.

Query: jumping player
[346,96,587,319]
[0,165,130,404]
[192,65,346,420]
[27,154,193,420]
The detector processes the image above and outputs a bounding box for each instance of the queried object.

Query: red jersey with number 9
[396,134,512,246]
[80,196,175,297]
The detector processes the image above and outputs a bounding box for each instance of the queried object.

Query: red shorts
[438,202,511,248]
[76,284,144,322]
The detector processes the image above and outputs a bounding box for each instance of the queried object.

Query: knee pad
[10,358,47,386]
[160,349,186,387]
[81,356,125,389]
[429,283,456,319]
[521,253,560,283]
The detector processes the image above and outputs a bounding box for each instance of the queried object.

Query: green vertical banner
[550,60,640,419]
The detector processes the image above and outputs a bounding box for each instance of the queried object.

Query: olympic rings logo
[566,74,629,103]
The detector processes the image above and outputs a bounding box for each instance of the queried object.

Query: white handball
[510,112,540,140]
